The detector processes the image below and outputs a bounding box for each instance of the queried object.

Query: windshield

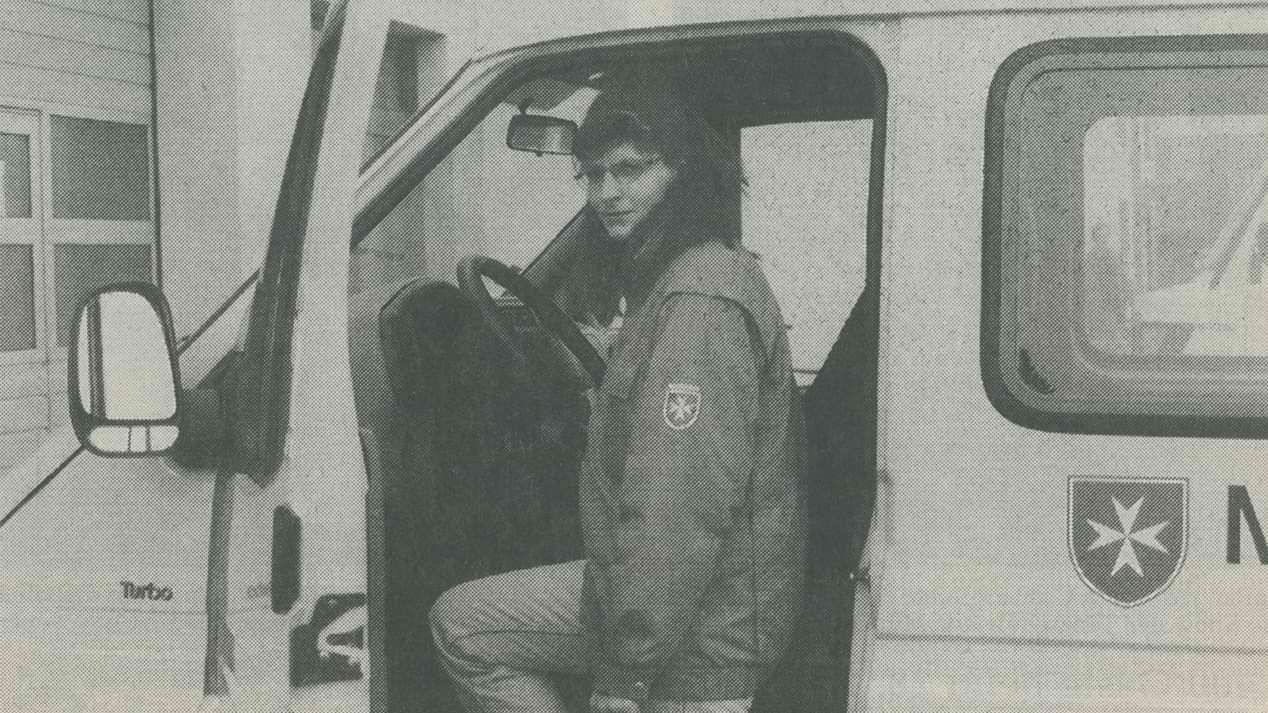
[351,76,597,297]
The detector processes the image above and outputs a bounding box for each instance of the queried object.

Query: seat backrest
[378,279,476,411]
[348,280,407,441]
[373,279,480,712]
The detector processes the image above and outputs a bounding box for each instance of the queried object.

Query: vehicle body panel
[855,5,1268,711]
[0,433,212,712]
[212,2,387,711]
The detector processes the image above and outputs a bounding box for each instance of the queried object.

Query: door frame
[347,17,890,712]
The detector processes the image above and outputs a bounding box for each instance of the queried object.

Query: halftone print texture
[7,4,1268,713]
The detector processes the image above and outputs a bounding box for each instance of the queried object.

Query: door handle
[272,506,301,613]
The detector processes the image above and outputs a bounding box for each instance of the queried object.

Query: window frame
[0,109,45,367]
[0,104,155,416]
[982,34,1268,440]
[353,26,885,247]
[41,106,156,382]
[348,24,889,415]
[229,0,347,481]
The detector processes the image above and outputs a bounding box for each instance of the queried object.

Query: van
[2,0,1266,711]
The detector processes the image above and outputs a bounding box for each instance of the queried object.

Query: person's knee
[429,581,477,657]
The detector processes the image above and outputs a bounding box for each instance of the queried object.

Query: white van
[2,0,1267,711]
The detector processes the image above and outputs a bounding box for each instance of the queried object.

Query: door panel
[212,3,384,711]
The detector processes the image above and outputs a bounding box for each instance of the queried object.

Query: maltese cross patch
[1068,476,1187,608]
[663,384,701,430]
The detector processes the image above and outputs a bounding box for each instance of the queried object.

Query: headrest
[378,280,475,404]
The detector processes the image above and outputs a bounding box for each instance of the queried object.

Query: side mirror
[68,283,182,456]
[506,113,576,156]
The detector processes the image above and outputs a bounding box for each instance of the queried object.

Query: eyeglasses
[574,155,663,189]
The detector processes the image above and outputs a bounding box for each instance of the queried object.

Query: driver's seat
[377,277,587,711]
[376,278,482,712]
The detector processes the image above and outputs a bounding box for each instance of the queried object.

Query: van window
[353,78,871,383]
[350,85,593,298]
[1083,115,1268,357]
[984,38,1268,436]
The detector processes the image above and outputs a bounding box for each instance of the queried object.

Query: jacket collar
[618,199,680,315]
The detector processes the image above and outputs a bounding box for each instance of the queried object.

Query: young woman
[430,76,807,713]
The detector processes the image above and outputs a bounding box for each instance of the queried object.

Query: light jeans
[429,559,753,713]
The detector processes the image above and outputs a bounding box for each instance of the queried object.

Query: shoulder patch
[663,383,701,430]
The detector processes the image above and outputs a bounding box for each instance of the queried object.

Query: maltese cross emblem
[663,383,701,430]
[1068,477,1187,608]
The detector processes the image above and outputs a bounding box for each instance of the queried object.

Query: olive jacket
[579,239,808,703]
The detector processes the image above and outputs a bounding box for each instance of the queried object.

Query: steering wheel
[457,255,606,388]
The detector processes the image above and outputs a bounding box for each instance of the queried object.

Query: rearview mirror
[507,114,576,156]
[68,283,182,456]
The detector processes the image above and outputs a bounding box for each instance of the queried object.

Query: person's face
[578,141,677,240]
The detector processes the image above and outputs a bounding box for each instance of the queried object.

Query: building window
[0,245,36,352]
[49,115,151,221]
[311,0,330,31]
[381,31,420,112]
[311,1,447,164]
[0,132,33,218]
[362,25,444,162]
[0,111,40,358]
[983,36,1268,438]
[0,110,153,360]
[0,102,153,464]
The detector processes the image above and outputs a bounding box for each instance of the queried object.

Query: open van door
[0,2,388,712]
[197,2,389,711]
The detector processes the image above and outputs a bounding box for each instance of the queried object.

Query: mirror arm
[169,388,226,469]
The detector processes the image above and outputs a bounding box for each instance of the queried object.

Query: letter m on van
[1227,486,1268,565]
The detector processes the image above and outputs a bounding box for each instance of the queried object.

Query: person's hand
[589,692,640,713]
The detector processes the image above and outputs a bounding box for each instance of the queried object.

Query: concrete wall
[154,0,309,339]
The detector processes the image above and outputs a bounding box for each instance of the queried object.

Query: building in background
[1,1,157,470]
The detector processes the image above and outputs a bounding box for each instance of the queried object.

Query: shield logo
[1068,476,1187,608]
[663,383,700,430]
